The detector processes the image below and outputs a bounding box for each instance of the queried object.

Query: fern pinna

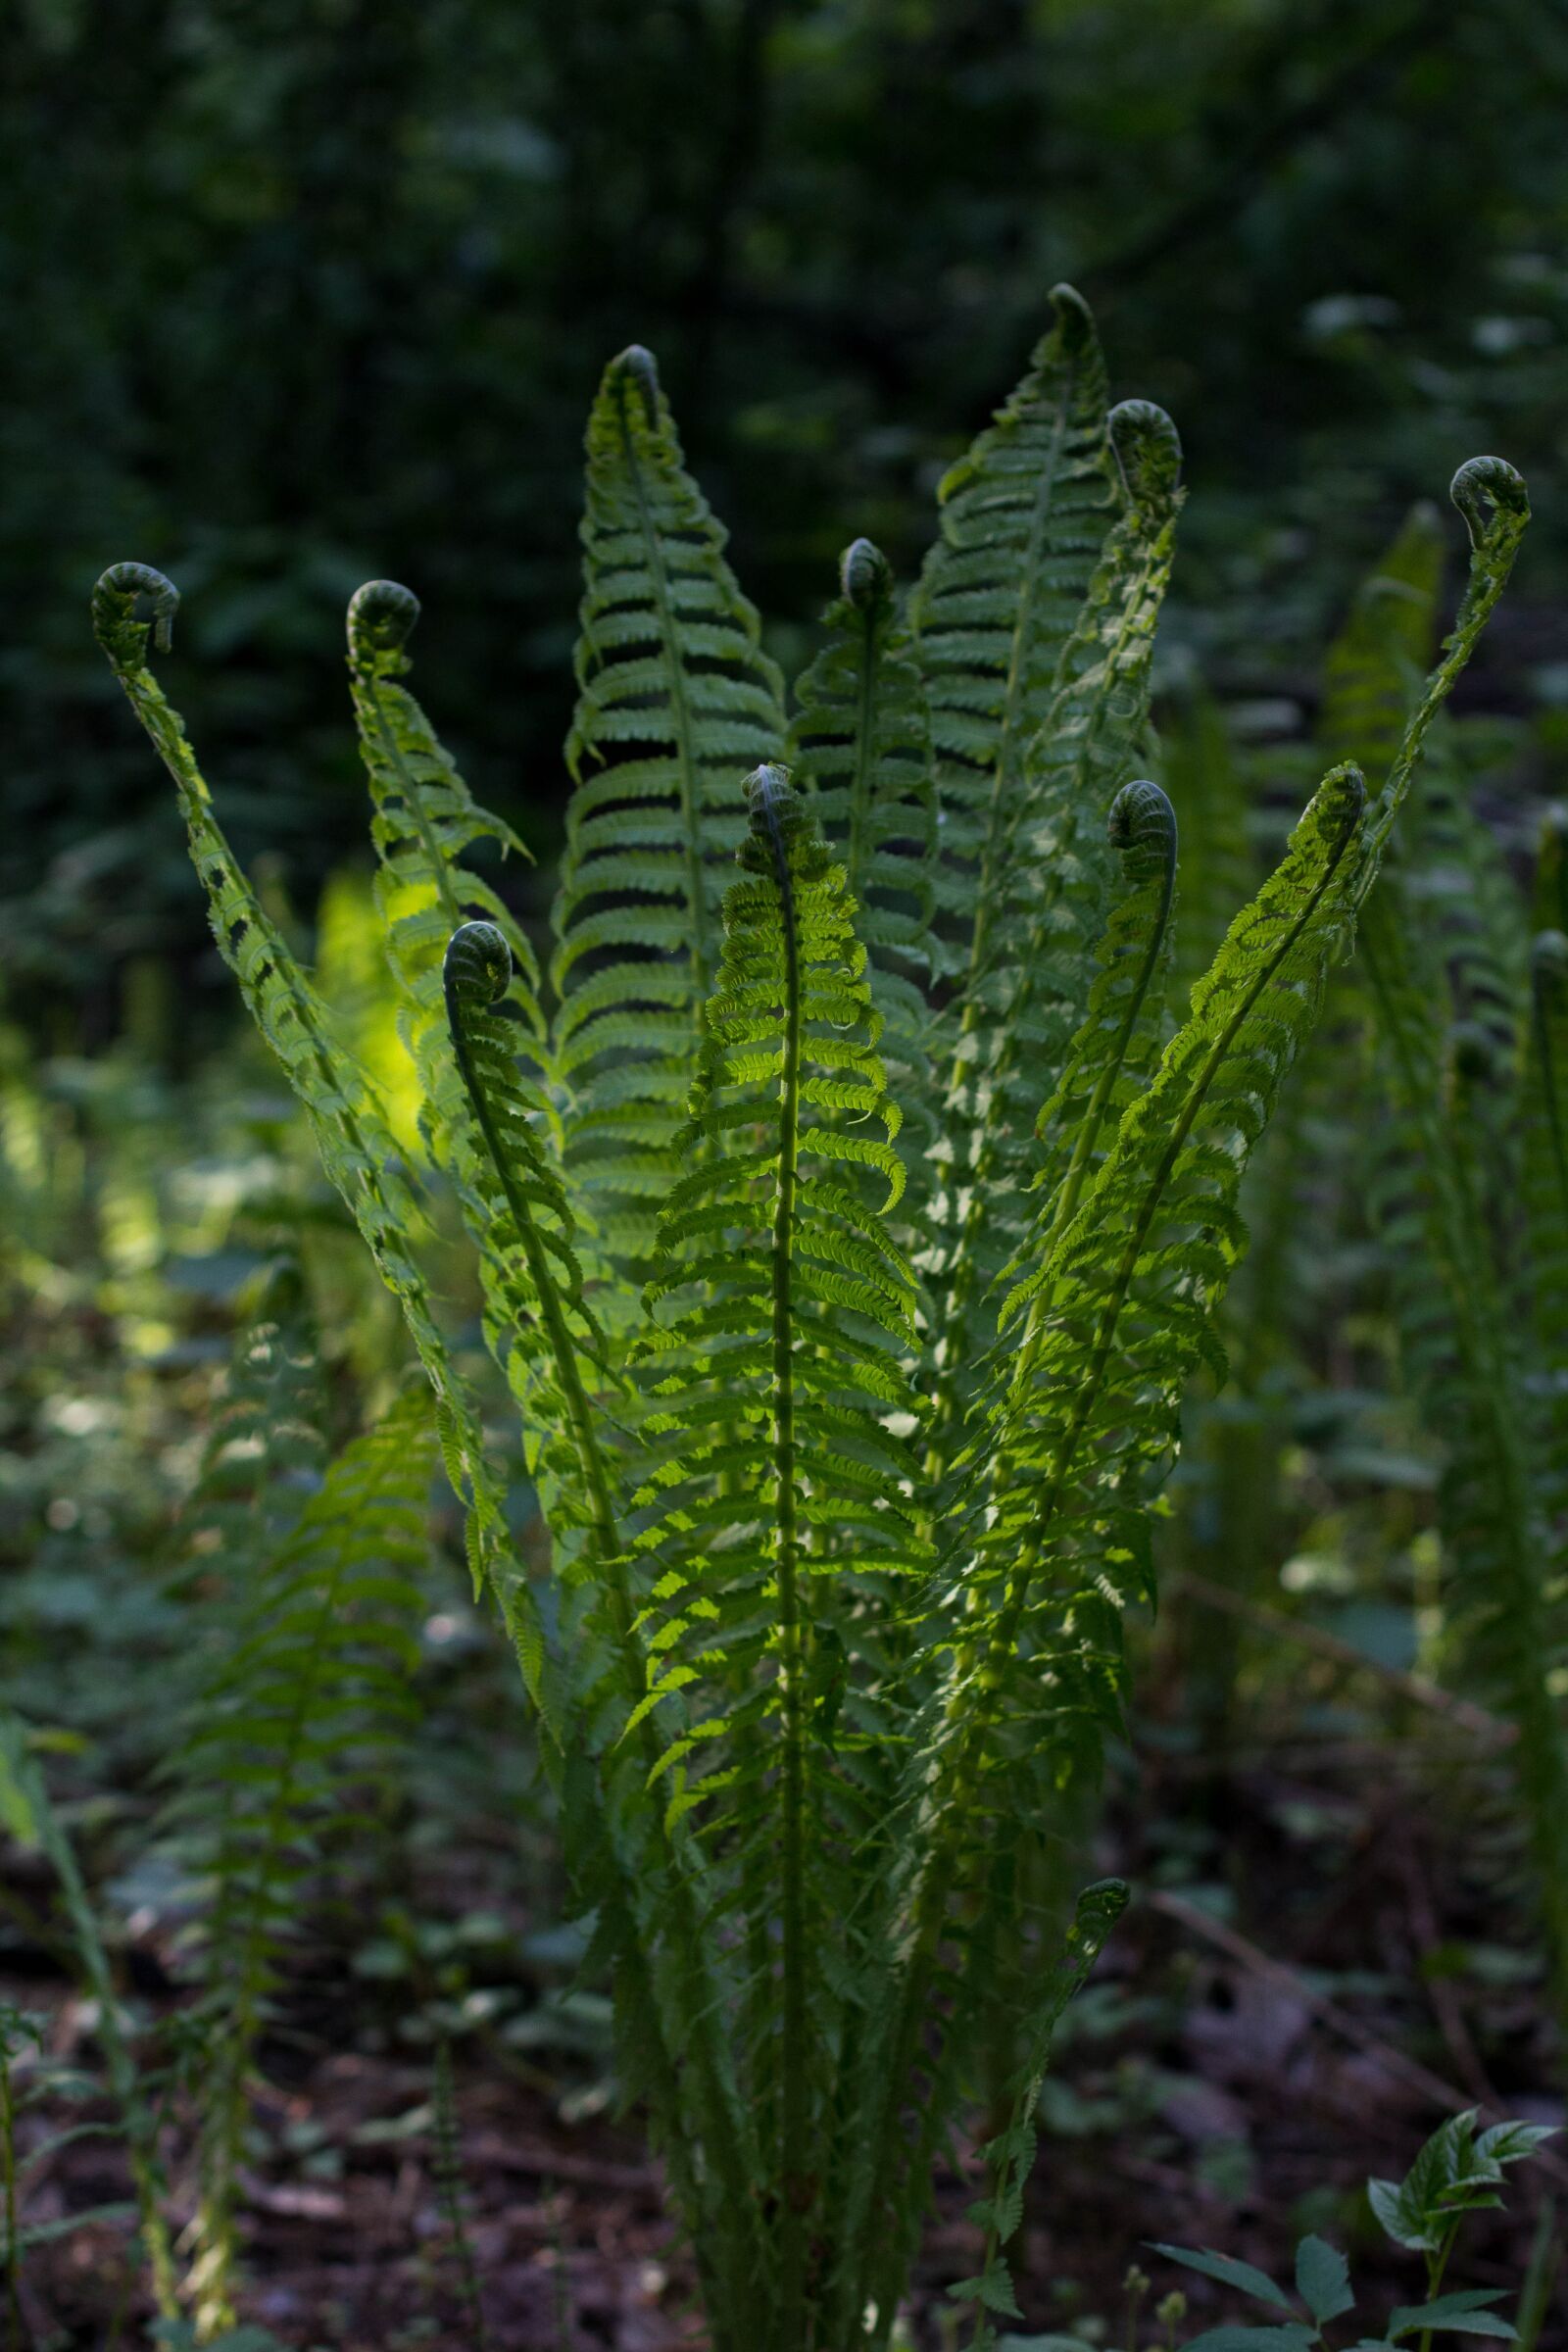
[95,290,1528,2348]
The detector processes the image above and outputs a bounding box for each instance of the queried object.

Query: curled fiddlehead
[1450,454,1532,551]
[91,563,179,672]
[347,577,421,676]
[1108,397,1183,506]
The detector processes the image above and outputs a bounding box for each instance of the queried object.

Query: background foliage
[10,0,1568,1013]
[6,2,1568,2342]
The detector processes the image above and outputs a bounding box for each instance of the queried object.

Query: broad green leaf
[1148,2245,1295,2312]
[1296,2236,1354,2326]
[1388,2293,1513,2342]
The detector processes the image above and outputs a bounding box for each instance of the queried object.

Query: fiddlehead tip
[91,563,179,671]
[744,760,795,817]
[1066,1877,1130,1955]
[1108,400,1182,506]
[610,343,662,429]
[1107,778,1177,885]
[443,920,513,1019]
[1449,456,1530,551]
[1308,760,1367,854]
[348,579,420,674]
[840,536,892,611]
[1048,281,1096,355]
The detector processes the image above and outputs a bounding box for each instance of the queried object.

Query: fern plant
[92,283,1528,2347]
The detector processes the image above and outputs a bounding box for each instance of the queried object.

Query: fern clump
[93,289,1528,2347]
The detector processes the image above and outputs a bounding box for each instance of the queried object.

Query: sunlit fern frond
[91,566,547,1705]
[630,763,929,2334]
[1028,775,1178,1246]
[788,536,940,1204]
[553,347,786,1285]
[344,585,615,1522]
[345,578,550,1108]
[923,397,1184,1478]
[442,920,621,1589]
[911,282,1114,910]
[838,760,1371,2318]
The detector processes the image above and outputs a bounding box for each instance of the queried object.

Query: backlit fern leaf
[442,922,620,1583]
[632,764,929,2332]
[924,399,1184,1475]
[846,760,1370,2324]
[554,346,786,1279]
[346,578,550,1113]
[788,537,939,1197]
[91,566,548,1709]
[1028,776,1179,1244]
[912,281,1113,906]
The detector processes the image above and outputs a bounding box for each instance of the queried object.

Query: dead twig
[1147,1890,1568,2192]
[1169,1570,1514,1746]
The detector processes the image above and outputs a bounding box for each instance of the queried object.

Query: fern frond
[788,537,939,1195]
[90,566,549,1711]
[553,346,786,1280]
[923,397,1184,1475]
[444,921,770,2327]
[443,920,621,1583]
[633,763,928,2328]
[846,760,1367,2326]
[1353,459,1531,885]
[1029,776,1178,1244]
[1318,464,1565,2013]
[169,1384,432,2332]
[346,578,550,1111]
[912,283,1113,901]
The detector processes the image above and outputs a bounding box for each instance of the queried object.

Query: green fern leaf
[789,536,939,1194]
[633,763,929,2326]
[346,577,550,1109]
[90,565,549,1712]
[924,396,1184,1477]
[553,346,786,1280]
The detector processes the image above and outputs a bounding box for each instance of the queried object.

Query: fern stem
[758,768,812,2344]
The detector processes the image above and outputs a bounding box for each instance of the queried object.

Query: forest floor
[10,1666,1567,2352]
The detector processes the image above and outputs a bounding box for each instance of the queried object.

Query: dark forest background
[9,0,1568,1032]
